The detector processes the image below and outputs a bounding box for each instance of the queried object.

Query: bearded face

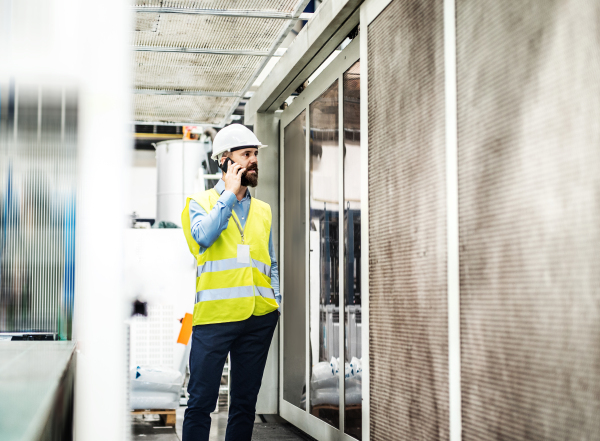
[241,163,258,187]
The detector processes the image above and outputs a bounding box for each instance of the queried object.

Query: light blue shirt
[189,180,280,309]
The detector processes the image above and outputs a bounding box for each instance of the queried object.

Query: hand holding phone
[221,156,246,194]
[220,157,235,173]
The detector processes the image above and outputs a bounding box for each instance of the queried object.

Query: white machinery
[155,138,211,226]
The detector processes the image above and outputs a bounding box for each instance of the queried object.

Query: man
[180,124,280,441]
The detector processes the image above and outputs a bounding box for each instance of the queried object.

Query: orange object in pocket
[177,313,193,345]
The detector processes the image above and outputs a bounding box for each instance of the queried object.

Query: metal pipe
[133,89,241,98]
[133,6,314,21]
[133,7,294,19]
[133,46,272,57]
[134,7,314,21]
[134,120,205,126]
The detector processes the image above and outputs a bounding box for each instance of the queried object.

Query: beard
[241,165,258,187]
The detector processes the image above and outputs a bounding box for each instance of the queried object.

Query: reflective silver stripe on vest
[197,258,271,278]
[195,285,275,303]
[252,259,271,278]
[197,258,248,276]
[254,285,276,300]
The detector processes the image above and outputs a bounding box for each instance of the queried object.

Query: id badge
[237,244,250,264]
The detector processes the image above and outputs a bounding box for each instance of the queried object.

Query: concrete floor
[131,408,316,441]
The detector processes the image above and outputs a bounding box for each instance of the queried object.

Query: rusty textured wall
[368,0,448,439]
[457,0,600,439]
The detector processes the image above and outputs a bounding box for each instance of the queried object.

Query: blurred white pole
[1,0,132,439]
[72,0,132,440]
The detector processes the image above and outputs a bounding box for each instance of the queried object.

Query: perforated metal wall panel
[134,14,287,52]
[134,94,236,124]
[134,52,265,92]
[368,0,448,439]
[457,1,600,439]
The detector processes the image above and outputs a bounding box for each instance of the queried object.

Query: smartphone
[220,157,235,173]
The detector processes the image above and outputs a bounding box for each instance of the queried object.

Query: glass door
[309,79,340,428]
[279,35,362,441]
[282,110,307,409]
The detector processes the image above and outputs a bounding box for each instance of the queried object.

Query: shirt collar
[215,179,251,200]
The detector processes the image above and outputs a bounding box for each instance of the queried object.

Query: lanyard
[231,214,245,244]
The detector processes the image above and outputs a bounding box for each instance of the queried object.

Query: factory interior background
[1,0,599,440]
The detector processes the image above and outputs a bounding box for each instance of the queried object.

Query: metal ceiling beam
[134,89,241,98]
[134,46,272,56]
[134,133,181,139]
[133,121,200,126]
[134,46,287,57]
[134,7,313,20]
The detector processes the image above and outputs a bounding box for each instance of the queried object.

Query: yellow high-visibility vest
[181,189,279,326]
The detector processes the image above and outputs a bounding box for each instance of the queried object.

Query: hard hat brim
[211,144,267,161]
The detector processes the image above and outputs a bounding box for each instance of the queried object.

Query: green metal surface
[0,341,76,441]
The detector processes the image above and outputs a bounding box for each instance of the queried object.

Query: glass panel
[343,61,362,439]
[0,84,78,339]
[283,110,307,408]
[309,80,339,428]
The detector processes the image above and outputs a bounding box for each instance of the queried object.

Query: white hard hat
[211,124,267,161]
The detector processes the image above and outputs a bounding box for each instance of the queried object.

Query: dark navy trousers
[182,311,278,441]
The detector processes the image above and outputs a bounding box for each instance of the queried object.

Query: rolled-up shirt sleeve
[189,191,237,249]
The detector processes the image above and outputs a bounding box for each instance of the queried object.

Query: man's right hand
[222,160,246,195]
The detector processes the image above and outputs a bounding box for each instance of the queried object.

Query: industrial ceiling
[133,0,310,126]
